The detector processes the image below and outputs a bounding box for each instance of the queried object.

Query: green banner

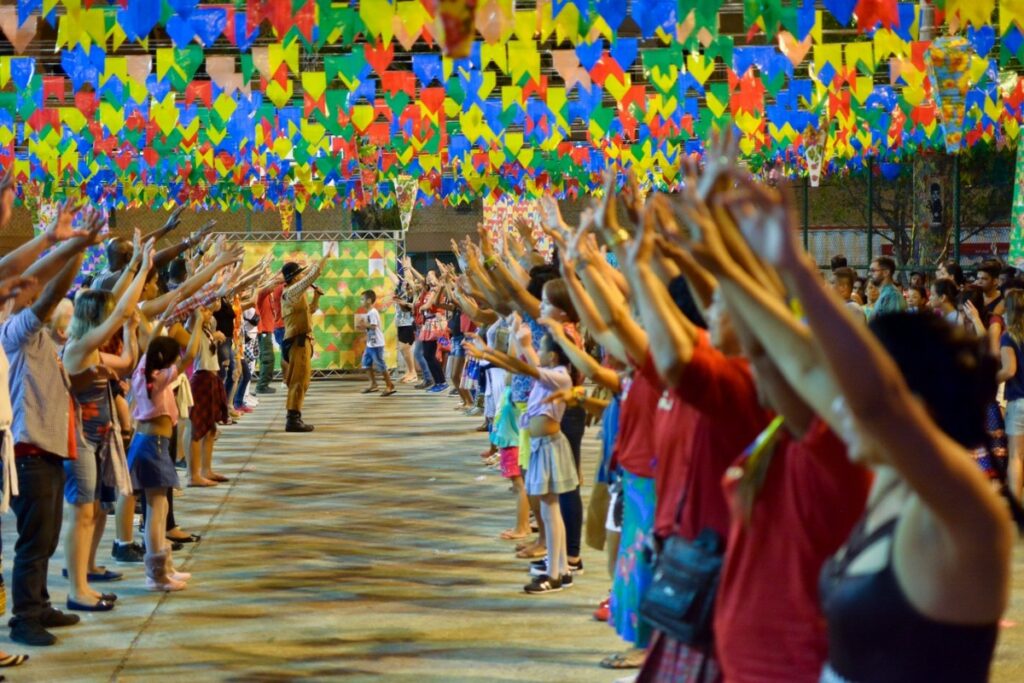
[243,240,398,371]
[1010,144,1024,269]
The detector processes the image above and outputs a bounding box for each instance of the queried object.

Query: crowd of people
[362,138,1020,682]
[0,136,1018,680]
[0,172,328,672]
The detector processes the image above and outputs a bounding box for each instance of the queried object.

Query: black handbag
[639,527,724,646]
[640,416,785,646]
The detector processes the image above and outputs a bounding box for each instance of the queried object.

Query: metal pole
[953,154,961,262]
[866,157,874,266]
[803,175,810,252]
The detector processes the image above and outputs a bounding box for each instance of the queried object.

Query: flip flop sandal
[361,388,380,394]
[0,654,28,668]
[516,546,546,559]
[381,389,397,396]
[500,530,528,540]
[599,653,644,670]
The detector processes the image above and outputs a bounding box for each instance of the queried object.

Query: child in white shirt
[358,290,395,396]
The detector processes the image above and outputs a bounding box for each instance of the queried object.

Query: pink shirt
[131,358,180,425]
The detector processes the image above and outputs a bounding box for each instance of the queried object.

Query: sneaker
[244,395,259,407]
[524,574,562,594]
[560,573,574,589]
[414,381,433,390]
[255,386,277,394]
[9,620,56,646]
[427,383,449,393]
[569,558,584,575]
[447,387,460,396]
[465,406,483,417]
[112,541,145,564]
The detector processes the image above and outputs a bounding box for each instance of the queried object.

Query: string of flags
[0,0,1021,211]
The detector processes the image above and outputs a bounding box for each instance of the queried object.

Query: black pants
[421,339,446,385]
[559,406,586,559]
[10,455,65,626]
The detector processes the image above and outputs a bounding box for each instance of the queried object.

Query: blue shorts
[450,335,466,358]
[127,434,179,491]
[65,438,103,505]
[362,346,386,372]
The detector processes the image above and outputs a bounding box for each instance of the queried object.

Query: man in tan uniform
[280,257,325,432]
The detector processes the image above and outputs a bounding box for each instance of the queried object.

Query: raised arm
[579,246,648,363]
[283,256,326,303]
[176,310,208,372]
[479,227,541,319]
[0,199,88,281]
[140,242,242,319]
[23,206,103,287]
[32,248,86,324]
[623,204,696,387]
[736,180,1011,556]
[670,183,845,430]
[70,240,156,362]
[100,313,141,377]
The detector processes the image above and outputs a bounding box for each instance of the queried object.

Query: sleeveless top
[73,379,111,446]
[819,484,998,682]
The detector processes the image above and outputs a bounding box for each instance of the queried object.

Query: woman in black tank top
[721,178,1015,683]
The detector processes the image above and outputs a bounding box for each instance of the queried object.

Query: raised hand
[141,238,157,271]
[163,205,186,232]
[191,218,216,242]
[621,169,643,225]
[477,223,496,258]
[46,198,88,243]
[720,175,803,271]
[671,186,733,272]
[698,128,740,201]
[513,216,538,250]
[593,170,626,248]
[627,196,664,269]
[128,228,143,263]
[80,207,107,245]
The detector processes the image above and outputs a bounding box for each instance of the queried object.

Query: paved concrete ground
[1,378,1022,682]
